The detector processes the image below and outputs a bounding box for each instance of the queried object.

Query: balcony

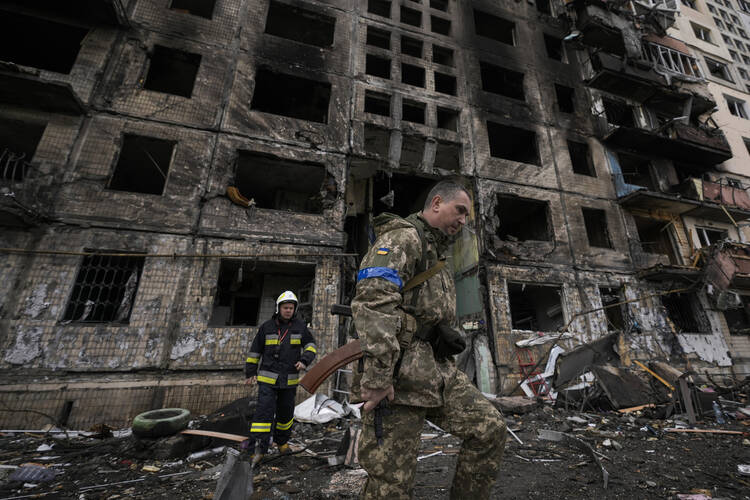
[0,68,85,115]
[0,0,129,26]
[574,4,627,56]
[704,242,750,290]
[585,51,669,102]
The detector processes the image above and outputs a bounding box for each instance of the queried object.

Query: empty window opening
[434,141,461,172]
[0,12,88,74]
[726,95,748,118]
[372,171,434,216]
[235,152,330,214]
[723,295,750,334]
[402,99,426,124]
[474,10,515,45]
[480,62,525,101]
[691,22,712,42]
[633,216,678,262]
[0,118,46,182]
[368,0,391,17]
[143,45,202,98]
[432,45,454,66]
[508,282,564,331]
[434,72,457,95]
[401,5,422,26]
[567,140,596,177]
[367,26,391,49]
[264,1,336,48]
[62,252,145,324]
[437,107,459,131]
[706,57,733,82]
[544,34,565,62]
[365,90,391,116]
[431,16,451,35]
[603,98,635,127]
[487,122,539,166]
[696,226,728,247]
[618,153,654,189]
[401,135,425,168]
[582,208,612,248]
[401,63,425,87]
[536,0,552,15]
[661,293,708,333]
[251,67,331,123]
[555,84,575,113]
[364,124,391,157]
[58,401,75,428]
[210,260,314,327]
[600,287,625,331]
[109,134,174,195]
[366,54,391,79]
[430,0,448,11]
[401,36,423,58]
[170,0,215,19]
[496,195,551,242]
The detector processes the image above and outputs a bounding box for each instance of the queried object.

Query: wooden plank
[679,378,697,425]
[664,428,745,435]
[617,404,656,414]
[180,429,248,442]
[634,360,675,391]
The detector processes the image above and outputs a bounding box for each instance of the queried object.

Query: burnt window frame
[661,292,710,334]
[250,66,332,123]
[263,0,336,48]
[486,121,540,166]
[581,207,613,249]
[107,134,176,196]
[507,282,565,332]
[169,0,216,19]
[142,45,202,98]
[495,195,552,242]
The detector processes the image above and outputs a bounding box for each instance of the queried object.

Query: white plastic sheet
[294,394,358,424]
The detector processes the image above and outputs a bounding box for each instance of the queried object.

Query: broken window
[474,10,515,45]
[723,295,750,334]
[432,45,454,66]
[618,153,654,189]
[251,67,331,123]
[496,195,551,242]
[599,287,625,331]
[62,252,145,324]
[544,34,565,62]
[170,0,215,19]
[108,134,175,195]
[431,15,451,35]
[603,99,635,127]
[692,22,713,42]
[486,122,540,166]
[0,118,46,182]
[364,90,391,116]
[661,293,708,333]
[143,45,202,98]
[0,12,88,74]
[706,57,733,82]
[434,141,461,172]
[633,216,678,263]
[402,99,425,124]
[364,124,390,157]
[401,63,425,87]
[434,72,457,95]
[567,140,596,177]
[210,260,314,327]
[430,0,448,11]
[235,151,330,214]
[367,26,391,49]
[401,135,425,168]
[264,1,336,48]
[400,5,422,26]
[726,95,748,118]
[368,0,391,17]
[696,226,728,247]
[372,171,435,216]
[480,62,525,101]
[507,282,564,331]
[536,0,552,15]
[437,107,459,131]
[555,84,575,113]
[366,54,391,79]
[401,36,423,57]
[582,208,612,248]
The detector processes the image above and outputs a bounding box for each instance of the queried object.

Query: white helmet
[275,291,298,314]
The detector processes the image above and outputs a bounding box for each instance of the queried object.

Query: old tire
[132,408,191,438]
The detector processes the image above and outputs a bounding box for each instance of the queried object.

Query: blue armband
[357,267,403,289]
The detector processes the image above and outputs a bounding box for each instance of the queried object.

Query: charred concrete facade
[1,0,749,428]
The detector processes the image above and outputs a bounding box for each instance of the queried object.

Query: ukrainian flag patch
[376,248,390,255]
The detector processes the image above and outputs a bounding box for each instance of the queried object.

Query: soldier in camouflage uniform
[351,181,507,499]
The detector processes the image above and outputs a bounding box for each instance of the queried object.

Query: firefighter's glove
[434,322,467,358]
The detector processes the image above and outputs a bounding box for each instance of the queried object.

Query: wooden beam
[181,429,248,442]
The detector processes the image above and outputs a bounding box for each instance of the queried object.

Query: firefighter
[245,290,317,458]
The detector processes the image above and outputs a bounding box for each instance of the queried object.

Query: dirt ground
[1,405,749,500]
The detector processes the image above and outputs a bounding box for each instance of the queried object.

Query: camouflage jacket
[351,212,457,407]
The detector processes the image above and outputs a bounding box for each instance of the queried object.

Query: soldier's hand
[361,385,395,412]
[245,376,257,385]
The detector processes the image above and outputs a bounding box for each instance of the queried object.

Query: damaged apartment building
[1,0,750,429]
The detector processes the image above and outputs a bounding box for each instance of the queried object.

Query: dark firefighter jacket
[245,316,317,387]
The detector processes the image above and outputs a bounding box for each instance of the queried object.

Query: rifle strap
[402,260,446,292]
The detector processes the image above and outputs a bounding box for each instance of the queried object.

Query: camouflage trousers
[358,370,507,500]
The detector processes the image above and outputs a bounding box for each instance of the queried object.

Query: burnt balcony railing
[0,148,33,183]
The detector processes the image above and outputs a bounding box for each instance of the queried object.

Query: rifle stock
[300,340,362,394]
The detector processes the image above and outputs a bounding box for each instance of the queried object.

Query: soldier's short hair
[423,180,470,210]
